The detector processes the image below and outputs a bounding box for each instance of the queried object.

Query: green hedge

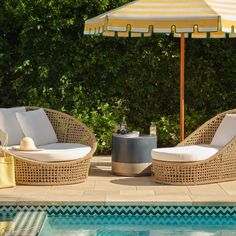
[1,0,236,153]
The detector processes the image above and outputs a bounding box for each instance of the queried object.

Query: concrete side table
[111,134,157,176]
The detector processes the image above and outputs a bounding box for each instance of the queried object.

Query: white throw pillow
[211,114,236,147]
[16,108,58,146]
[0,107,26,145]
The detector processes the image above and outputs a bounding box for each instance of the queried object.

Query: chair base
[152,158,236,186]
[14,156,91,186]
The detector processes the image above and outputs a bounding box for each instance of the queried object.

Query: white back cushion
[16,108,58,146]
[0,107,26,145]
[211,114,236,147]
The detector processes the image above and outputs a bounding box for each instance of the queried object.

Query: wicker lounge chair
[152,109,236,185]
[8,107,97,185]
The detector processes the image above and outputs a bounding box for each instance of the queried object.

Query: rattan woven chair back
[152,109,236,185]
[11,107,96,185]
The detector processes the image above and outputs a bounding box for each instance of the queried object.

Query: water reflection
[40,215,236,236]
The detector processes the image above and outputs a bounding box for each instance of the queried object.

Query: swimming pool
[39,215,236,236]
[1,205,236,236]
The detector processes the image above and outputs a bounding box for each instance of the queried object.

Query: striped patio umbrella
[84,0,236,141]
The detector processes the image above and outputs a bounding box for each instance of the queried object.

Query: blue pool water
[39,215,236,236]
[1,206,236,236]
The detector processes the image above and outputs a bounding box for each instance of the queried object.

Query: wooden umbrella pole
[180,33,185,141]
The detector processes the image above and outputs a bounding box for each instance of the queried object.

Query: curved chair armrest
[177,109,235,147]
[65,116,97,155]
[209,135,236,162]
[182,135,236,166]
[26,107,97,155]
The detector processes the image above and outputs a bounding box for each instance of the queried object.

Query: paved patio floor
[0,156,236,206]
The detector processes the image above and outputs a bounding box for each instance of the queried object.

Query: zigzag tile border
[49,215,236,226]
[1,205,236,217]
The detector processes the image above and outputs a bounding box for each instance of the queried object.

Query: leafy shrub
[156,115,179,147]
[74,101,122,154]
[1,0,236,153]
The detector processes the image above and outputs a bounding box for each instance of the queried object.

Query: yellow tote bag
[0,155,15,189]
[0,132,16,189]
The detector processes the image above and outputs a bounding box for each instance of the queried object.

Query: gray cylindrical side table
[112,134,157,176]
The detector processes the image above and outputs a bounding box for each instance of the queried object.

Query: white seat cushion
[7,143,91,162]
[152,145,221,162]
[211,114,236,147]
[0,107,26,145]
[16,108,58,146]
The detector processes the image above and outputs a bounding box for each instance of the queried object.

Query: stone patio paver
[154,186,190,195]
[219,181,236,195]
[188,183,228,196]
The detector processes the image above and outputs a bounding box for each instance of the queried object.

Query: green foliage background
[1,0,236,153]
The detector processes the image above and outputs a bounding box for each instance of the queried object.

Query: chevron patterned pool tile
[1,205,236,217]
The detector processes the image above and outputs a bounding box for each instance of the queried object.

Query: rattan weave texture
[9,107,96,185]
[152,109,236,185]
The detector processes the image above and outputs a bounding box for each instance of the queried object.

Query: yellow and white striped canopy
[84,0,236,38]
